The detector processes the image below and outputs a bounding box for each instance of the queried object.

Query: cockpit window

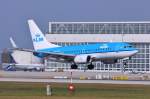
[124,45,132,48]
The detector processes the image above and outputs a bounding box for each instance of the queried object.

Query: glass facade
[47,22,150,72]
[49,22,150,34]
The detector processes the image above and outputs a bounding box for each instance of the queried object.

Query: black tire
[71,64,78,69]
[87,64,94,70]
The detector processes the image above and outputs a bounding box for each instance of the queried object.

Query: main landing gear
[71,63,95,70]
[71,64,78,69]
[87,63,94,70]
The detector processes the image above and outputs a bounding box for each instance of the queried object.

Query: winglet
[10,37,18,48]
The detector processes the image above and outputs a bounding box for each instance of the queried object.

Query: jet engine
[74,55,91,64]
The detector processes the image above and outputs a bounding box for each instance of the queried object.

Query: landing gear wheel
[122,60,128,72]
[87,64,94,70]
[71,64,78,69]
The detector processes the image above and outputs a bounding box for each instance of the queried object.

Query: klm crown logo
[33,34,44,42]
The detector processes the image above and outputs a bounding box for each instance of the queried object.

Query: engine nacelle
[74,55,91,64]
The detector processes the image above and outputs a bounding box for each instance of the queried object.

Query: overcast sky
[0,0,150,51]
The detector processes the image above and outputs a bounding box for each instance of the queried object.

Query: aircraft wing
[37,50,75,60]
[10,48,75,62]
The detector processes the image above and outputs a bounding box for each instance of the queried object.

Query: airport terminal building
[45,21,150,72]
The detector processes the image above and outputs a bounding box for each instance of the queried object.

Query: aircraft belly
[91,51,134,60]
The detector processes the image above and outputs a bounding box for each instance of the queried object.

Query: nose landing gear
[87,64,94,70]
[121,60,128,72]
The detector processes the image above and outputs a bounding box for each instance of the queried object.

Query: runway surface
[0,70,122,79]
[0,71,150,85]
[0,78,150,85]
[0,70,148,79]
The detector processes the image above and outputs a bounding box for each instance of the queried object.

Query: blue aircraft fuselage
[37,42,137,56]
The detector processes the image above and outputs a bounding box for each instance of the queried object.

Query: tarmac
[0,70,149,80]
[0,70,150,85]
[0,78,150,85]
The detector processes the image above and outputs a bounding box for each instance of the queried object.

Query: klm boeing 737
[19,20,138,70]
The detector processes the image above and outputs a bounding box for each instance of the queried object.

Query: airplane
[8,37,45,71]
[13,19,138,70]
[2,63,44,71]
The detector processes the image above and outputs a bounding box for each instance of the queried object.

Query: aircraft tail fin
[28,19,60,50]
[9,37,18,48]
